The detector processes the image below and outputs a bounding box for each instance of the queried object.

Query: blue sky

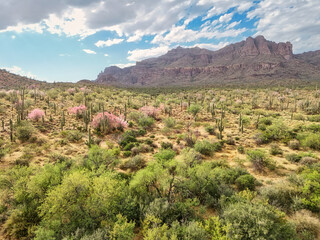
[0,0,319,82]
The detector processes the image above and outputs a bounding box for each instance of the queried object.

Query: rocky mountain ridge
[96,36,320,87]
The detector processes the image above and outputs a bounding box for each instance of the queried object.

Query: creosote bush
[15,121,35,142]
[247,149,275,172]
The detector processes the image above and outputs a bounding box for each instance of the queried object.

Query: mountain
[96,36,320,87]
[0,69,45,88]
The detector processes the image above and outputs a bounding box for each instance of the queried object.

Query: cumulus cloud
[2,66,38,79]
[192,42,229,51]
[95,38,124,47]
[127,46,170,62]
[151,23,246,45]
[114,63,135,68]
[219,12,234,23]
[0,0,319,53]
[82,49,96,54]
[248,0,320,53]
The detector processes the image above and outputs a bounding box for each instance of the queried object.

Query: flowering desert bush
[92,112,128,131]
[28,109,45,121]
[68,105,86,116]
[67,88,76,95]
[139,106,160,118]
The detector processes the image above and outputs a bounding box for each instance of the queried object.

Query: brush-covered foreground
[0,86,320,240]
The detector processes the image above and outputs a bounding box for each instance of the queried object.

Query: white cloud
[104,53,109,57]
[127,46,170,62]
[114,63,135,68]
[127,33,143,42]
[226,20,241,29]
[2,66,38,79]
[82,49,96,54]
[95,38,124,47]
[0,0,319,54]
[248,0,320,53]
[192,41,229,51]
[219,12,234,23]
[152,23,246,45]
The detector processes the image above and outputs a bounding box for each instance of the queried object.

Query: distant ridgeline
[96,36,320,87]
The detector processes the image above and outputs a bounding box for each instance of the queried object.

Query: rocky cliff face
[96,36,318,87]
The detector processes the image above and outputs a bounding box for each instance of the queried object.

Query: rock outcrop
[96,36,319,87]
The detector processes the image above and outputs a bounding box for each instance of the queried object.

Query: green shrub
[260,117,273,125]
[154,149,176,163]
[286,153,302,163]
[123,142,139,151]
[83,145,119,170]
[237,145,245,154]
[300,164,320,212]
[247,149,274,172]
[294,114,305,121]
[119,130,138,148]
[205,125,215,135]
[223,201,297,240]
[161,142,173,149]
[123,151,132,158]
[179,147,202,167]
[302,133,320,150]
[61,130,83,142]
[269,143,283,155]
[259,183,298,213]
[15,121,34,142]
[128,111,144,123]
[188,104,201,120]
[138,116,155,129]
[308,115,320,122]
[235,174,256,191]
[288,139,300,150]
[194,140,214,156]
[163,117,176,128]
[121,155,146,171]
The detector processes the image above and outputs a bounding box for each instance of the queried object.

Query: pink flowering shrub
[67,88,76,95]
[80,87,90,94]
[139,106,160,118]
[28,109,45,121]
[68,105,86,116]
[92,112,128,131]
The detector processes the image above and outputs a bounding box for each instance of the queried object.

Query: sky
[0,0,319,83]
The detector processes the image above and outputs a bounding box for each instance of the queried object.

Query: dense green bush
[247,149,275,172]
[121,155,146,171]
[194,140,215,156]
[83,145,119,170]
[307,115,320,122]
[235,174,256,191]
[188,104,201,120]
[259,183,298,213]
[299,164,320,212]
[205,125,215,135]
[269,143,283,155]
[15,121,34,142]
[119,130,138,148]
[154,149,176,163]
[222,201,297,240]
[138,116,155,129]
[302,133,320,150]
[288,139,300,150]
[161,142,173,149]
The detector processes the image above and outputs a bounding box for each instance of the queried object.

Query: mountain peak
[95,36,317,87]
